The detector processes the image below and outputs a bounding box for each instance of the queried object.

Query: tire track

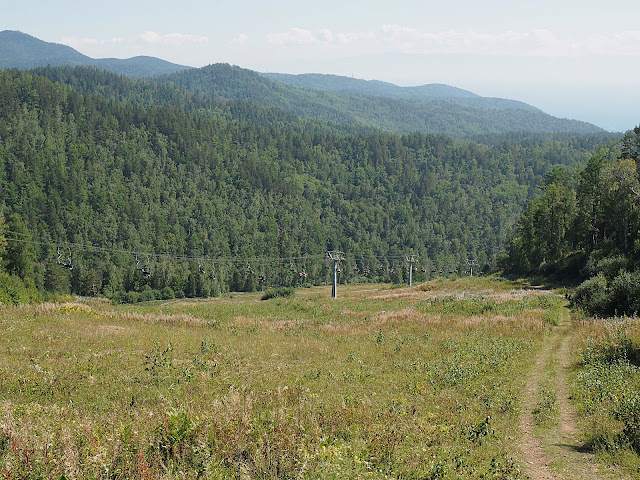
[520,305,628,480]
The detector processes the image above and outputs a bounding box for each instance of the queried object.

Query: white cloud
[61,31,208,52]
[267,27,322,46]
[139,31,208,46]
[232,33,250,45]
[584,30,640,56]
[264,25,640,58]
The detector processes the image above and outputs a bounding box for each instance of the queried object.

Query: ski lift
[210,262,218,281]
[299,271,308,279]
[57,247,73,270]
[142,257,152,277]
[135,254,152,277]
[258,272,266,283]
[364,267,371,275]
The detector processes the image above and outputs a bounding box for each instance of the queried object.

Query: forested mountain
[1,31,605,136]
[503,127,640,316]
[0,67,611,302]
[261,72,536,111]
[262,73,480,99]
[161,64,604,137]
[0,30,190,77]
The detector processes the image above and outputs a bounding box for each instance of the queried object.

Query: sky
[3,0,639,131]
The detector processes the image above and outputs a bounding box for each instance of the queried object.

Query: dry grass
[0,277,556,479]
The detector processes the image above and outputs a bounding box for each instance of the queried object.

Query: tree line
[503,127,640,316]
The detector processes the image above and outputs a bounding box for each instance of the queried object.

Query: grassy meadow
[569,315,640,475]
[0,278,570,478]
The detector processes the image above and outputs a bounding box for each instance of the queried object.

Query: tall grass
[0,279,551,479]
[571,317,640,472]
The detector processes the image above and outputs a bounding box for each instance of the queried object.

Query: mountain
[263,72,479,99]
[0,67,611,300]
[1,31,605,136]
[161,64,604,137]
[0,30,190,77]
[261,72,535,111]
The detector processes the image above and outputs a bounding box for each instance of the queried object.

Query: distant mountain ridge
[261,72,537,111]
[161,64,604,136]
[0,30,190,77]
[262,72,480,99]
[0,31,605,136]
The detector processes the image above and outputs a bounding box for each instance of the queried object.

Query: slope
[261,72,535,111]
[0,68,608,299]
[161,64,604,137]
[0,30,190,77]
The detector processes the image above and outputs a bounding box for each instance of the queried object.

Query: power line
[0,227,324,265]
[1,227,478,276]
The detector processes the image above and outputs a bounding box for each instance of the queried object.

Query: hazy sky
[4,0,639,131]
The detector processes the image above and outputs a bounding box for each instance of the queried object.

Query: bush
[614,394,640,453]
[160,286,175,300]
[261,287,295,300]
[139,286,156,303]
[573,274,609,317]
[587,255,629,281]
[124,291,140,303]
[0,272,43,305]
[608,271,640,317]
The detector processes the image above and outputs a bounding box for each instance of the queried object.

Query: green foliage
[574,320,640,464]
[3,213,34,279]
[0,67,614,302]
[586,254,629,280]
[161,64,605,137]
[0,271,42,305]
[504,126,640,318]
[533,387,558,426]
[614,395,640,453]
[572,269,640,318]
[573,275,609,317]
[608,271,640,317]
[0,208,6,268]
[261,286,295,300]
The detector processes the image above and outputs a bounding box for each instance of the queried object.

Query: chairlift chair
[57,247,73,270]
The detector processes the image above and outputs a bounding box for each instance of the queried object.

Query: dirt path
[519,305,628,480]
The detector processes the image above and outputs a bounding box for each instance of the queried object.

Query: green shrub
[160,286,175,300]
[261,286,295,300]
[573,274,609,317]
[614,394,640,453]
[139,286,156,302]
[588,255,629,281]
[0,272,42,305]
[608,271,640,316]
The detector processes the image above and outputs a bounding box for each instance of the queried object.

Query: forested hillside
[0,68,614,302]
[0,30,608,136]
[503,127,640,316]
[160,64,605,137]
[262,72,536,110]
